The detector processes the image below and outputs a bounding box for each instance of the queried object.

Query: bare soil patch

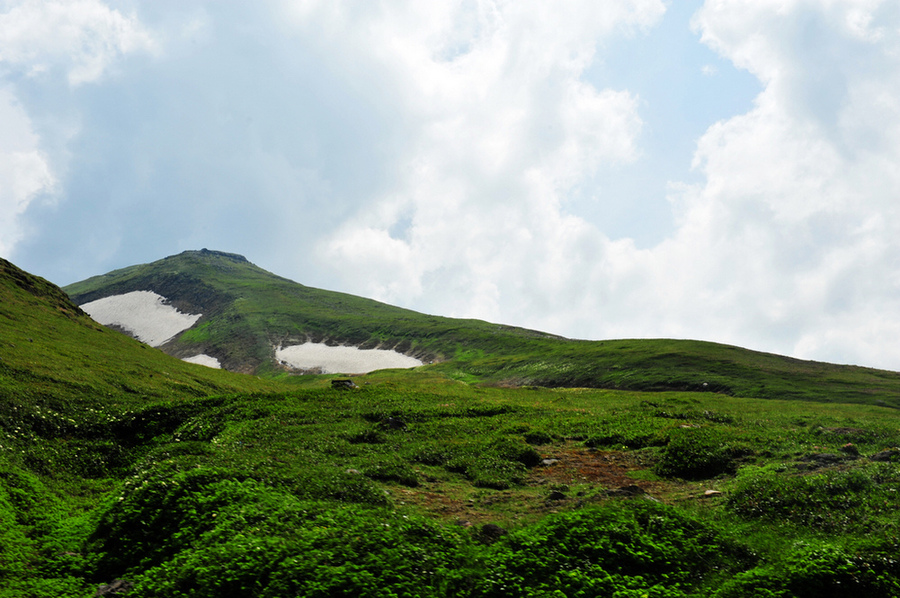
[398,443,699,528]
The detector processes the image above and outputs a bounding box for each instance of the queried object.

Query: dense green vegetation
[4,255,900,596]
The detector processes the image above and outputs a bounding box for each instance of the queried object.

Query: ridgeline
[63,249,900,406]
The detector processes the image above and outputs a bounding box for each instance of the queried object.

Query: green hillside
[64,249,900,406]
[1,257,282,408]
[64,249,565,373]
[4,256,900,596]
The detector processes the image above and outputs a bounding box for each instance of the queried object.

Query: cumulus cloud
[312,0,664,319]
[0,0,156,85]
[0,87,55,255]
[318,0,900,369]
[653,0,900,367]
[6,0,900,371]
[0,0,157,259]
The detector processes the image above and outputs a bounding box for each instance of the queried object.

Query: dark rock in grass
[795,452,856,470]
[478,523,509,544]
[96,579,133,596]
[604,485,646,498]
[332,378,359,389]
[548,490,567,500]
[378,416,407,431]
[839,442,860,456]
[819,426,866,437]
[870,448,900,462]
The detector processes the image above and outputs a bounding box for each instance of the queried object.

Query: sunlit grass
[5,255,900,595]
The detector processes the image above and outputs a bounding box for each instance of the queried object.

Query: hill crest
[61,250,900,406]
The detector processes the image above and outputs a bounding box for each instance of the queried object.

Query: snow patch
[81,291,201,347]
[182,354,221,369]
[276,342,422,374]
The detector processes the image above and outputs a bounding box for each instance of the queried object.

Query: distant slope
[63,250,900,406]
[0,257,279,412]
[64,249,561,374]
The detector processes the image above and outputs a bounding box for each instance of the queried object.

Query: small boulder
[839,443,860,456]
[332,379,358,390]
[870,449,900,462]
[96,580,133,597]
[478,523,509,544]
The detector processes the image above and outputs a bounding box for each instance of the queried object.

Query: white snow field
[80,291,201,347]
[81,292,420,373]
[182,354,222,369]
[276,342,422,374]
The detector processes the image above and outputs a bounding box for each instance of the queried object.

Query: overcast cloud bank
[3,1,900,370]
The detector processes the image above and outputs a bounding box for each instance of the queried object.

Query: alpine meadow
[2,249,900,597]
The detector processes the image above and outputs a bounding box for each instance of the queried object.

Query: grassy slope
[5,367,900,596]
[447,338,900,407]
[64,249,900,407]
[63,249,564,374]
[1,257,282,409]
[5,256,900,596]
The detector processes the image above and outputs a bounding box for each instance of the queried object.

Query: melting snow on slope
[182,354,221,369]
[276,342,422,374]
[81,291,201,347]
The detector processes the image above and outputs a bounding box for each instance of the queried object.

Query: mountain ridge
[62,249,900,406]
[64,249,562,373]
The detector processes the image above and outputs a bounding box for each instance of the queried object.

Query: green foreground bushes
[3,375,900,596]
[2,462,760,597]
[6,456,900,597]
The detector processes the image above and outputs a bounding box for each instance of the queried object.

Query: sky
[2,1,900,370]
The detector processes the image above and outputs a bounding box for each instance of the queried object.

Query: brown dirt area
[393,443,715,529]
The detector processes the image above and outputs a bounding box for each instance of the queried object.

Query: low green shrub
[727,463,900,532]
[346,428,386,444]
[654,427,749,480]
[472,500,754,597]
[523,430,553,445]
[714,541,900,598]
[90,475,478,597]
[362,460,419,487]
[412,438,540,489]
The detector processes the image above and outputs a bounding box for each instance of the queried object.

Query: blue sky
[581,0,760,246]
[2,0,900,370]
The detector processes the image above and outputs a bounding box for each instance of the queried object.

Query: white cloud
[0,87,55,256]
[318,0,900,369]
[312,0,664,318]
[0,0,157,258]
[652,0,900,368]
[0,0,156,85]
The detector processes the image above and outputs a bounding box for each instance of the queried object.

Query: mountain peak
[175,249,249,263]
